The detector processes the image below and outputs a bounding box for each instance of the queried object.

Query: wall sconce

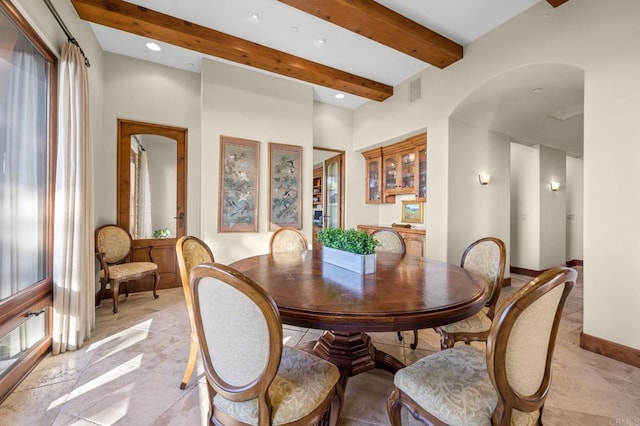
[478,173,491,185]
[550,181,560,191]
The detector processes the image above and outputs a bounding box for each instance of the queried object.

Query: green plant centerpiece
[317,228,379,274]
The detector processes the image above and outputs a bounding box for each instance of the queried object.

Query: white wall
[101,53,202,235]
[510,143,540,270]
[566,156,583,261]
[539,145,567,269]
[448,119,511,267]
[350,0,640,349]
[200,59,313,264]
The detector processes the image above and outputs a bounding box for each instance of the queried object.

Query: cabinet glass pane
[401,152,415,189]
[384,157,397,190]
[418,148,427,198]
[0,310,47,378]
[368,160,380,201]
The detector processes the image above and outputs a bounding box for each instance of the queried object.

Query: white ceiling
[87,0,583,154]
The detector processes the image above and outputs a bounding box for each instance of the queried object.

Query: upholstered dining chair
[387,266,576,426]
[269,227,309,253]
[95,224,159,313]
[370,229,411,346]
[176,235,215,390]
[433,237,507,350]
[190,262,342,426]
[372,228,406,255]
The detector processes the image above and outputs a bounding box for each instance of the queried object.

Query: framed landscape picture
[268,142,302,230]
[401,200,424,224]
[218,136,260,232]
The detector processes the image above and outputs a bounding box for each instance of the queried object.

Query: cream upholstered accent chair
[176,236,215,389]
[269,227,309,253]
[387,266,576,426]
[95,224,159,313]
[433,237,507,350]
[190,263,342,426]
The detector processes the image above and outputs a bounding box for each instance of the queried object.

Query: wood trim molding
[70,0,393,102]
[547,0,570,8]
[580,333,640,368]
[566,259,583,267]
[278,0,463,69]
[502,277,511,287]
[510,266,542,277]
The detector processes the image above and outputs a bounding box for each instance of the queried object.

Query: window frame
[0,0,57,403]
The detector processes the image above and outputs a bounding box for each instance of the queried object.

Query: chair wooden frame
[434,237,507,349]
[269,226,309,253]
[176,236,215,389]
[387,267,576,425]
[95,224,159,313]
[190,263,341,426]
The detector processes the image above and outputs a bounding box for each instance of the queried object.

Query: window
[0,0,56,403]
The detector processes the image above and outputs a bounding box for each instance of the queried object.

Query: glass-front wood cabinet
[361,133,426,203]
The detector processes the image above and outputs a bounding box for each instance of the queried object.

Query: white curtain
[137,150,153,239]
[52,42,94,353]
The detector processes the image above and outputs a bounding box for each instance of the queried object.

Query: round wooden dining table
[230,249,486,384]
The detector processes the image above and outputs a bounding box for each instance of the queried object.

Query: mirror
[117,119,187,240]
[129,134,176,238]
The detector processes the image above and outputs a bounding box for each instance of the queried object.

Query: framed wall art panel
[218,136,260,232]
[401,200,424,224]
[268,142,302,230]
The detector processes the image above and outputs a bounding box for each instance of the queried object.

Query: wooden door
[117,120,187,289]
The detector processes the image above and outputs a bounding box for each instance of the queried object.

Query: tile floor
[1,267,639,425]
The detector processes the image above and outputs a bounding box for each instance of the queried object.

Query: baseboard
[509,266,541,277]
[511,261,584,278]
[502,277,511,287]
[580,333,640,368]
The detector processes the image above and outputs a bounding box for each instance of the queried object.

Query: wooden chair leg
[180,332,198,389]
[152,271,160,299]
[111,280,120,313]
[396,331,403,342]
[386,387,403,426]
[95,278,107,307]
[410,329,418,350]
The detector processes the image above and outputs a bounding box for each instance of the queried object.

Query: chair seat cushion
[438,309,492,333]
[100,262,157,279]
[213,346,339,425]
[394,345,539,426]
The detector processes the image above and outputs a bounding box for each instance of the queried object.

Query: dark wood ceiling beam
[547,0,570,7]
[70,0,393,101]
[278,0,463,69]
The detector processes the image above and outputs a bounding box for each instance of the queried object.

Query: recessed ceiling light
[146,42,161,52]
[290,26,299,32]
[249,10,260,21]
[335,93,345,99]
[314,37,327,46]
[532,87,543,94]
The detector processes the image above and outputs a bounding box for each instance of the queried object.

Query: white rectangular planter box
[322,246,376,274]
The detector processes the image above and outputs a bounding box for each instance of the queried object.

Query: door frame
[313,147,345,229]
